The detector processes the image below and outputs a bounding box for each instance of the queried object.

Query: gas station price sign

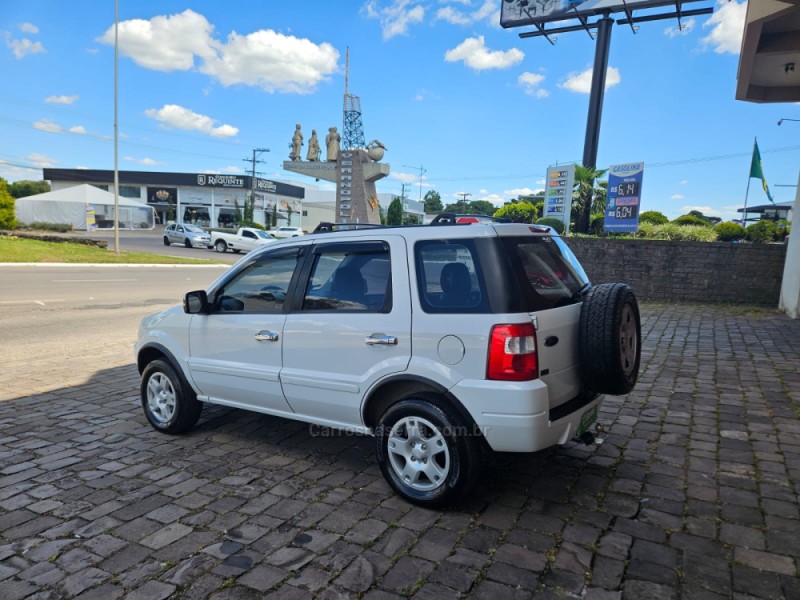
[605,162,644,233]
[544,164,575,234]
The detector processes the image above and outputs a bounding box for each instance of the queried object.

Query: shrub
[0,179,17,230]
[236,220,265,230]
[20,222,73,232]
[639,210,668,225]
[714,222,746,242]
[776,219,791,241]
[638,222,717,242]
[535,217,565,234]
[589,214,605,235]
[493,201,538,223]
[673,214,712,227]
[746,220,777,243]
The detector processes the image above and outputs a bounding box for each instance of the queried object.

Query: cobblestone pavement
[1,303,798,600]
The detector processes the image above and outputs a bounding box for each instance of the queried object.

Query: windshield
[184,224,205,233]
[500,236,590,311]
[255,230,274,239]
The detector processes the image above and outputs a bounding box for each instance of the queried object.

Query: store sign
[604,162,644,233]
[544,164,575,234]
[196,174,245,188]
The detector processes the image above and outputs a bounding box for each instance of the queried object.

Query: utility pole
[459,192,471,212]
[402,164,426,202]
[242,148,269,224]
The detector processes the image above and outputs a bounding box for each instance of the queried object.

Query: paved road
[0,301,799,599]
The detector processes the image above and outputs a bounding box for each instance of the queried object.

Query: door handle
[255,330,279,342]
[365,334,398,346]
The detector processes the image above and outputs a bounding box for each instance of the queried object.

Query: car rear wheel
[184,238,192,248]
[579,283,641,395]
[214,240,227,253]
[376,397,481,508]
[163,236,170,246]
[140,359,201,434]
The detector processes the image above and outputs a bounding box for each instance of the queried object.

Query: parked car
[209,227,277,253]
[137,217,641,507]
[163,223,211,249]
[267,226,306,238]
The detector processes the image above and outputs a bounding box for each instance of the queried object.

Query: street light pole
[113,0,119,254]
[778,118,800,125]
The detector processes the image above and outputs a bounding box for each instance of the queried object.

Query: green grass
[0,236,222,264]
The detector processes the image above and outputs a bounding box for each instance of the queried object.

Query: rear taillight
[487,323,538,381]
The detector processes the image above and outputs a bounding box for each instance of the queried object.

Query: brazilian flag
[750,140,774,204]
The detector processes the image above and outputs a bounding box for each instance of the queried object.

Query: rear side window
[415,240,489,313]
[302,243,391,312]
[500,236,590,311]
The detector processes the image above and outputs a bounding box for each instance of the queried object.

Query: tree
[493,201,538,223]
[466,200,496,215]
[573,165,607,233]
[0,177,18,230]
[8,180,50,199]
[640,210,668,225]
[423,190,443,213]
[271,204,278,228]
[387,197,403,225]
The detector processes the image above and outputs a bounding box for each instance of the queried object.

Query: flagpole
[742,137,755,226]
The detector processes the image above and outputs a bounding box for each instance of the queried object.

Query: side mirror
[183,290,209,314]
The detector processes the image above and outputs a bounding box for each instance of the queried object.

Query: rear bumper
[451,378,601,453]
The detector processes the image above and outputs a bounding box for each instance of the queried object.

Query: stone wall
[563,238,788,305]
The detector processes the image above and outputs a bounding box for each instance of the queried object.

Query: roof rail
[429,212,510,225]
[312,222,388,234]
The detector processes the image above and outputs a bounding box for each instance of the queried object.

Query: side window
[302,244,391,312]
[243,230,256,239]
[415,240,487,313]
[211,250,301,313]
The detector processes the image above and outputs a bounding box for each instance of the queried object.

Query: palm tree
[572,165,607,233]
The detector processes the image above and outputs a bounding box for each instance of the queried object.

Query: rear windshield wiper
[572,282,591,301]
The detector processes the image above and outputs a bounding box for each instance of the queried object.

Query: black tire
[163,236,170,246]
[214,239,227,253]
[184,238,192,248]
[579,283,641,395]
[375,396,481,507]
[140,359,202,434]
[232,249,241,254]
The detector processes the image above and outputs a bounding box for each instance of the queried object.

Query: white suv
[136,218,641,507]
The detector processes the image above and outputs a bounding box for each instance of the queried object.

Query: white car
[209,227,277,253]
[267,226,305,238]
[136,215,641,507]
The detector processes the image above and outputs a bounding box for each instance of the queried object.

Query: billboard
[500,0,707,28]
[544,163,576,234]
[604,162,644,233]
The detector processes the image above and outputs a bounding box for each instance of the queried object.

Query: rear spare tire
[579,283,641,395]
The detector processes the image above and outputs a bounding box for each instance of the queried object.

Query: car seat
[440,262,472,306]
[330,266,368,305]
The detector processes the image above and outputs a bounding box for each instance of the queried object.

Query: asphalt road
[0,264,228,394]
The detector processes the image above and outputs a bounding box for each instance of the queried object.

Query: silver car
[163,223,211,249]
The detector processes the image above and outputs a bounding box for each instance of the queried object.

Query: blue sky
[0,0,797,220]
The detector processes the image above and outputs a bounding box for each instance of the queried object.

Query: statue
[290,124,303,161]
[307,129,321,161]
[325,126,341,162]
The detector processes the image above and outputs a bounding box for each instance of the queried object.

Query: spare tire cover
[579,283,641,395]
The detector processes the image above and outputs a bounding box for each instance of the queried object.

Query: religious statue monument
[325,127,341,162]
[307,129,321,161]
[290,124,303,161]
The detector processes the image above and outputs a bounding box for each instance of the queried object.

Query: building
[43,169,305,229]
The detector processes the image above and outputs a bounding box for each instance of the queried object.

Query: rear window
[500,236,590,311]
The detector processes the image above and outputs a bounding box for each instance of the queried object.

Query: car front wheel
[140,359,202,434]
[163,236,170,246]
[184,238,192,248]
[375,397,481,508]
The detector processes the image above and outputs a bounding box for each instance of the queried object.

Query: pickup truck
[209,227,277,253]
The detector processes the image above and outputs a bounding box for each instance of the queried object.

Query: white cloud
[76,166,89,170]
[390,171,423,184]
[445,36,524,71]
[664,17,695,38]
[144,104,239,138]
[20,23,39,34]
[672,194,685,200]
[701,0,746,55]
[68,126,87,135]
[505,187,543,197]
[45,95,79,105]
[363,1,426,40]
[413,88,440,102]
[28,153,56,168]
[518,71,548,97]
[479,193,504,206]
[98,9,338,94]
[124,156,158,166]
[5,35,45,59]
[222,166,244,173]
[33,118,62,133]
[680,179,689,185]
[559,66,621,94]
[682,205,714,213]
[436,0,496,25]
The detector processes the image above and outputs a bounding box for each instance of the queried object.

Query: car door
[280,236,411,428]
[170,225,184,244]
[186,244,308,414]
